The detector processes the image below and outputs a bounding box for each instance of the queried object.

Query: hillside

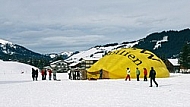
[65,41,138,65]
[65,29,190,66]
[0,60,38,74]
[0,39,51,68]
[134,28,190,58]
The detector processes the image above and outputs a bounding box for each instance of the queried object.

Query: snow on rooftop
[168,59,180,66]
[82,57,100,61]
[69,61,80,67]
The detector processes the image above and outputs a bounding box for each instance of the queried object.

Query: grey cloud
[0,0,190,53]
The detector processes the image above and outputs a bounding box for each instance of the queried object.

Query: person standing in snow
[149,67,158,87]
[48,69,52,80]
[72,71,76,80]
[32,68,35,81]
[136,68,140,81]
[99,69,103,79]
[76,71,80,80]
[52,69,57,80]
[35,69,38,81]
[68,70,71,79]
[44,69,47,80]
[41,69,45,80]
[125,68,131,81]
[143,68,148,81]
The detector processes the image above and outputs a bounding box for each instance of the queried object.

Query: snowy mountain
[65,41,138,64]
[65,28,190,65]
[0,39,12,45]
[49,51,73,59]
[0,39,48,59]
[0,39,51,68]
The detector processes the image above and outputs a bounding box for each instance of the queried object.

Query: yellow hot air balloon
[87,48,170,79]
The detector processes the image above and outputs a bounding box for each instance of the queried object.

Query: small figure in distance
[35,69,38,81]
[143,68,148,81]
[99,69,103,79]
[48,69,52,80]
[136,68,140,81]
[32,68,35,81]
[125,68,131,81]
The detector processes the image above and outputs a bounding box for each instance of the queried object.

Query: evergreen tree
[179,43,190,71]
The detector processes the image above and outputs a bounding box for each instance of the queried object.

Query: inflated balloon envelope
[87,48,170,79]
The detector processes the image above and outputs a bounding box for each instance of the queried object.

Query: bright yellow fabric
[87,48,170,79]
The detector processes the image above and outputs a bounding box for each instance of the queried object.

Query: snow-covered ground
[0,72,189,107]
[0,60,189,106]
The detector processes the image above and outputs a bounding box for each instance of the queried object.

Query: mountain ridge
[134,28,190,58]
[0,40,51,68]
[0,28,189,67]
[65,28,190,66]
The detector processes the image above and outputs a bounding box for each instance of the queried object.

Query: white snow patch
[153,36,168,50]
[0,60,38,74]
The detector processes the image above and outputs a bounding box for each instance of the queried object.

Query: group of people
[32,68,57,81]
[125,67,158,87]
[32,67,158,87]
[68,70,81,80]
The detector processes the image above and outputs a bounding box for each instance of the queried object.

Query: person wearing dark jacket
[149,67,158,87]
[32,68,35,81]
[99,69,103,79]
[44,69,47,80]
[136,68,140,81]
[35,69,38,81]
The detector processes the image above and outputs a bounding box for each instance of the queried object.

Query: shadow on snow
[0,80,31,84]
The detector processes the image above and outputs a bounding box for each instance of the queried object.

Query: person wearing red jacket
[48,69,52,80]
[125,68,131,81]
[143,68,148,81]
[41,69,45,80]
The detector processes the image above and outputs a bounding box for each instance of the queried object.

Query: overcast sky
[0,0,190,54]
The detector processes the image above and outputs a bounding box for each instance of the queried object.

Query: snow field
[0,73,189,107]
